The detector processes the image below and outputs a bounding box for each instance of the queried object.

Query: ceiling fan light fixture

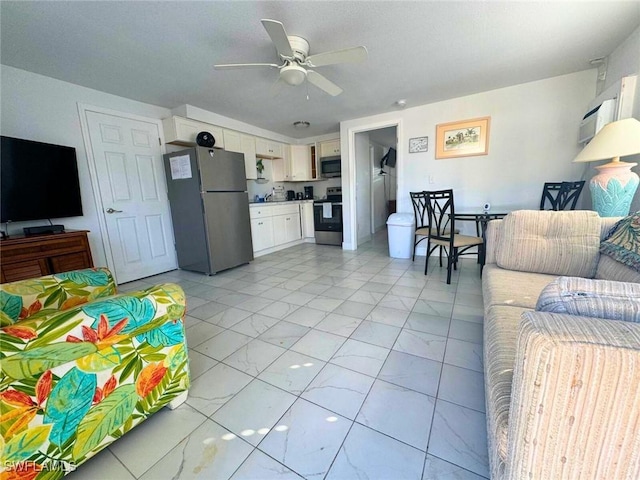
[293,121,310,129]
[281,64,307,86]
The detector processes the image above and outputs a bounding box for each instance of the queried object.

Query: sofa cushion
[483,264,559,310]
[595,254,640,283]
[496,210,601,278]
[599,212,640,272]
[536,276,640,321]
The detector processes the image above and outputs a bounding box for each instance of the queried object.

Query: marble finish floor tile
[230,313,280,337]
[260,301,301,319]
[258,350,325,394]
[321,285,358,300]
[393,329,447,362]
[378,351,442,397]
[109,404,207,477]
[229,449,303,480]
[185,321,224,348]
[186,363,253,416]
[222,339,287,376]
[438,364,486,412]
[356,379,435,451]
[194,329,253,361]
[350,320,401,348]
[279,290,317,306]
[444,339,484,372]
[405,312,451,337]
[347,289,385,305]
[412,299,455,317]
[235,296,275,313]
[282,306,328,328]
[448,319,484,347]
[258,321,311,348]
[258,398,352,480]
[423,454,486,480]
[301,363,375,419]
[315,313,362,337]
[330,338,390,377]
[69,448,135,480]
[212,379,297,446]
[305,296,344,312]
[378,293,417,311]
[365,305,410,327]
[326,423,425,480]
[429,400,489,478]
[207,307,252,328]
[332,300,375,319]
[138,419,253,480]
[188,350,219,380]
[290,329,346,361]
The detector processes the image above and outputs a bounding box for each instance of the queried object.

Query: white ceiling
[2,1,638,139]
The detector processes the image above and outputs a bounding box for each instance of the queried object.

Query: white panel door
[86,110,177,283]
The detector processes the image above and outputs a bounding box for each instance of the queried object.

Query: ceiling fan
[214,19,368,96]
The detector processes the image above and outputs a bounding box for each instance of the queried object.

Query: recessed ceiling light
[396,99,407,109]
[293,121,310,129]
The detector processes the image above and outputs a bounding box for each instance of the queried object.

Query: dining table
[452,209,509,265]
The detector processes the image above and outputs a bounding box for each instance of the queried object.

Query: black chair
[539,181,585,211]
[410,191,431,261]
[424,189,484,284]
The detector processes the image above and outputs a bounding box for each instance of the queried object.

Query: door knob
[106,208,123,214]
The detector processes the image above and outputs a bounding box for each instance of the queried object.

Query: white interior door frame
[77,103,167,278]
[344,118,403,251]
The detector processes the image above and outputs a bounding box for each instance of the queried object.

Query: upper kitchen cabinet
[224,130,257,179]
[163,116,224,149]
[289,145,312,181]
[255,138,283,159]
[319,139,340,157]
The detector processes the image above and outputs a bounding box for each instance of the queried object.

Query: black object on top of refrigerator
[163,147,253,274]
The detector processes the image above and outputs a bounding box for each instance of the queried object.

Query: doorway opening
[354,126,398,246]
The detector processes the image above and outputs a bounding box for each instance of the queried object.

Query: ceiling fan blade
[214,63,279,70]
[306,46,368,67]
[261,19,294,58]
[307,70,342,96]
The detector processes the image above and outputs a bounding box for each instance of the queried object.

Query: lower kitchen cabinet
[300,201,315,239]
[249,203,304,255]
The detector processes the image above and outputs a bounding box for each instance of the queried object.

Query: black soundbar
[23,225,65,236]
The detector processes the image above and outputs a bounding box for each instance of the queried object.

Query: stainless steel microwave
[320,156,341,178]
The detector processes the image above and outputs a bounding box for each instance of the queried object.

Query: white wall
[1,65,172,266]
[341,69,597,250]
[355,132,371,245]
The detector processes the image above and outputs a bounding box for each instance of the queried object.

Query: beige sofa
[482,210,640,479]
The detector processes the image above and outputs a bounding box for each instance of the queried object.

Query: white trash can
[386,213,415,259]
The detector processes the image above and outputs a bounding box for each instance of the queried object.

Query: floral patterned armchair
[0,268,190,478]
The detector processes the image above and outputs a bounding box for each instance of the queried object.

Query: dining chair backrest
[410,191,429,229]
[540,181,585,211]
[425,189,455,242]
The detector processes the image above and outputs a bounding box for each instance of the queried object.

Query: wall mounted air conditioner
[578,98,615,144]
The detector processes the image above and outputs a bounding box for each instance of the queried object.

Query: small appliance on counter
[272,185,286,202]
[304,186,314,199]
[296,192,304,200]
[287,190,296,201]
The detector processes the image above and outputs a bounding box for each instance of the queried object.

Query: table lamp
[573,117,640,217]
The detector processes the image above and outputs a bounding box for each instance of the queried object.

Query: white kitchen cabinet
[300,201,315,239]
[289,145,312,181]
[223,130,258,180]
[272,147,291,182]
[319,139,340,157]
[163,116,224,148]
[250,217,274,252]
[223,130,242,152]
[249,203,302,254]
[256,138,284,159]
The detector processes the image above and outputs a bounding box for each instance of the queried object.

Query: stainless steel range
[313,186,342,246]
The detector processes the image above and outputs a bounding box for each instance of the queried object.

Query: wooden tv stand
[0,230,93,283]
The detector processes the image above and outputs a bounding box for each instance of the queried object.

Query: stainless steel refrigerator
[163,147,253,274]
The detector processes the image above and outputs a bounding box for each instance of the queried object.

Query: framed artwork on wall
[435,116,491,159]
[409,136,428,153]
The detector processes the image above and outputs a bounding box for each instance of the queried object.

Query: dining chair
[539,181,585,211]
[410,191,431,261]
[424,189,484,284]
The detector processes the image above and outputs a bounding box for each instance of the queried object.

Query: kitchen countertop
[249,199,315,205]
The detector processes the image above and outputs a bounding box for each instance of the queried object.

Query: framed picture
[409,136,428,153]
[435,116,490,159]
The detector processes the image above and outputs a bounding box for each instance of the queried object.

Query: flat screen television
[1,136,83,223]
